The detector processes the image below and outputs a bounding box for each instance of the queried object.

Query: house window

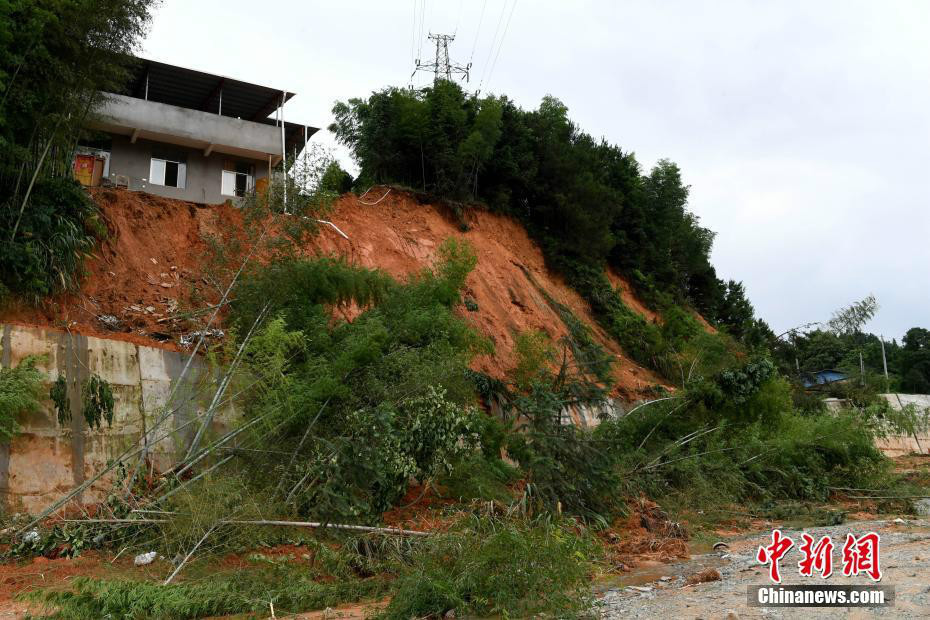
[222,160,255,197]
[149,151,187,188]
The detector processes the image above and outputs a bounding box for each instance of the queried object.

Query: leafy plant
[377,515,596,620]
[81,374,115,429]
[0,356,44,440]
[50,375,69,425]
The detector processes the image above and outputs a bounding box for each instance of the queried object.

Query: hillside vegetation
[331,80,772,354]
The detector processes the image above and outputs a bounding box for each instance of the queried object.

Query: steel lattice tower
[412,33,471,84]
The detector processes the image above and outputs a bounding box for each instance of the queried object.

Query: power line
[477,0,509,89]
[453,0,465,36]
[417,0,428,62]
[483,0,518,91]
[411,0,417,66]
[469,0,488,65]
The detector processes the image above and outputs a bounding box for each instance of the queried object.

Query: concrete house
[73,58,317,204]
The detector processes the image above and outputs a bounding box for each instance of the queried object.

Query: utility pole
[412,33,471,84]
[880,335,890,392]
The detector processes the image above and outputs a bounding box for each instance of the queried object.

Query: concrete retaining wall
[875,393,930,456]
[0,324,233,514]
[824,393,930,456]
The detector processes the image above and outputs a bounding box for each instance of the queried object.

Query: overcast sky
[142,1,930,341]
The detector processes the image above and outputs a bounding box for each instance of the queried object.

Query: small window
[150,156,186,189]
[222,160,255,197]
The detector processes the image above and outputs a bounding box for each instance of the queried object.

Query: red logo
[756,529,795,583]
[757,530,882,582]
[841,532,882,581]
[798,533,834,578]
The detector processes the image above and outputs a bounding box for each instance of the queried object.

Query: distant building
[73,58,317,204]
[800,369,849,389]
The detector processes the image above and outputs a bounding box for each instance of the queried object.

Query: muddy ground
[598,518,930,618]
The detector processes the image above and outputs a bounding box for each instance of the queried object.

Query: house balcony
[90,93,287,164]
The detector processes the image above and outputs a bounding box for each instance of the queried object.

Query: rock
[444,610,456,619]
[659,575,673,582]
[134,551,158,566]
[179,328,224,348]
[685,568,722,585]
[914,498,930,516]
[893,517,908,524]
[159,282,174,288]
[23,530,40,544]
[97,314,122,331]
[725,611,739,620]
[628,586,653,593]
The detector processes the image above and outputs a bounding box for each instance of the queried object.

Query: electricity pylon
[412,32,471,84]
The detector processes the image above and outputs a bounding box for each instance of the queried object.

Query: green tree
[1,0,157,300]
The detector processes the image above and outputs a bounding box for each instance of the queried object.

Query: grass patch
[24,560,389,619]
[377,514,597,620]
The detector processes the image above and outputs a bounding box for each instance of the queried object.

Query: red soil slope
[1,187,668,400]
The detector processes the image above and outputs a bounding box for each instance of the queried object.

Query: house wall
[0,324,235,515]
[107,135,268,204]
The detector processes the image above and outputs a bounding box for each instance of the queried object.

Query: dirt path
[597,519,930,618]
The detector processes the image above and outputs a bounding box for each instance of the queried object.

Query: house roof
[118,58,317,153]
[801,369,849,388]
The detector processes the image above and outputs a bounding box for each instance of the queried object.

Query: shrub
[0,178,102,303]
[0,356,44,440]
[378,515,596,619]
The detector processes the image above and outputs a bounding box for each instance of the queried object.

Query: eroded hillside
[1,187,668,400]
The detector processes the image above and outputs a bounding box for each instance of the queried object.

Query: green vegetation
[774,295,930,398]
[20,244,919,619]
[0,177,105,303]
[49,373,115,429]
[26,565,390,619]
[1,0,156,302]
[222,238,490,522]
[0,356,44,440]
[330,81,769,345]
[379,515,595,620]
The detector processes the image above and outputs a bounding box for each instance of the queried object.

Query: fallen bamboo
[222,519,430,537]
[62,517,429,537]
[164,524,217,584]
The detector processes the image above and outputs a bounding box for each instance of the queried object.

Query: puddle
[595,552,730,593]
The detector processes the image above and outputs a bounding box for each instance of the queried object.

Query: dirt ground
[597,518,930,619]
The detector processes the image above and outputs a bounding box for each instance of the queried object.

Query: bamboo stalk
[164,524,218,584]
[184,303,269,460]
[62,518,429,537]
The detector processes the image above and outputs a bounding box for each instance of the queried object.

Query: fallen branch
[848,495,930,500]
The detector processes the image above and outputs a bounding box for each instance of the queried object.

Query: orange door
[73,154,94,186]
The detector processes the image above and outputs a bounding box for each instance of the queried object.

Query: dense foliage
[228,239,490,522]
[773,296,930,395]
[330,81,767,342]
[1,0,155,301]
[0,355,44,440]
